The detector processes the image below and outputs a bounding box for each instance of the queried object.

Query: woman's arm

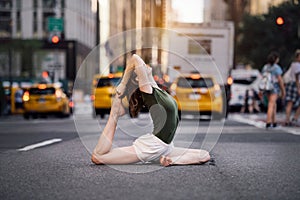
[296,72,300,96]
[277,75,285,98]
[115,56,135,96]
[116,54,156,95]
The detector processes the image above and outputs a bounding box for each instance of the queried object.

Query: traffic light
[276,16,284,26]
[51,35,60,44]
[48,32,61,44]
[275,16,292,35]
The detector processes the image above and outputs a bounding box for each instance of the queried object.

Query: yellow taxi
[91,73,128,119]
[170,73,224,120]
[22,83,70,119]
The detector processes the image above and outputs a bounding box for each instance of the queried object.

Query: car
[22,83,71,119]
[170,73,224,120]
[228,69,262,112]
[91,73,127,119]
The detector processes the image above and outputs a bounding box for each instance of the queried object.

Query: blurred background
[0,0,299,116]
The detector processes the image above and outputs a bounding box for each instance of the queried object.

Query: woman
[260,51,285,129]
[285,49,300,126]
[91,54,210,166]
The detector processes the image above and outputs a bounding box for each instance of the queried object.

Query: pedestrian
[260,51,285,129]
[241,88,260,113]
[14,87,24,110]
[284,49,300,126]
[91,54,210,166]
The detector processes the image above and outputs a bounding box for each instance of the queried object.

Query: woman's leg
[92,97,124,155]
[293,105,300,121]
[92,96,140,165]
[285,101,293,124]
[272,99,277,123]
[160,147,211,167]
[92,146,140,165]
[266,93,277,124]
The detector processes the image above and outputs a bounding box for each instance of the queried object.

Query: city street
[1,0,300,199]
[0,110,299,200]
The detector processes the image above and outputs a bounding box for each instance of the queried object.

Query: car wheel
[32,114,38,119]
[61,104,70,118]
[178,110,182,120]
[23,113,30,120]
[100,113,105,119]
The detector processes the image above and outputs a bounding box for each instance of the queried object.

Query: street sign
[47,17,64,32]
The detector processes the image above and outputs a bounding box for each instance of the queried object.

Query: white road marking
[17,138,62,151]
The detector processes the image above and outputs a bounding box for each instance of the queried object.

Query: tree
[236,1,300,71]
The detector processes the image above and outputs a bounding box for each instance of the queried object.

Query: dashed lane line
[17,138,62,152]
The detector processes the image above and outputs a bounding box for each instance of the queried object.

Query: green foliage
[237,1,300,71]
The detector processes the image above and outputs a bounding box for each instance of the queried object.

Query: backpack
[259,65,274,91]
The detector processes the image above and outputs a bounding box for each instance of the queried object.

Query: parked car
[22,83,71,119]
[170,73,224,120]
[228,69,262,112]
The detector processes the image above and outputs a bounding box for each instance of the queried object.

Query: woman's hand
[258,91,263,99]
[116,82,126,97]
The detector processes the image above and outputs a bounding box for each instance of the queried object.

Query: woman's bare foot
[160,156,173,167]
[199,154,211,164]
[199,150,211,163]
[111,95,126,118]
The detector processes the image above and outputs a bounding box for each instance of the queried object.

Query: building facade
[248,0,289,15]
[0,0,96,85]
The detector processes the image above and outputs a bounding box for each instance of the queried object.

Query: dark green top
[141,87,179,144]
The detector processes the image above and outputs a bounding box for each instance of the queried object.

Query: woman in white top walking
[285,49,300,126]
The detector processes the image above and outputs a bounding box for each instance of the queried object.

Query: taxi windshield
[177,77,214,88]
[97,78,121,87]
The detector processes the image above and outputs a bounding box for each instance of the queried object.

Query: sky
[172,0,204,23]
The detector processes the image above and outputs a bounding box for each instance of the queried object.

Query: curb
[229,113,300,135]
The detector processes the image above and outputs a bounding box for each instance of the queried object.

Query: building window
[43,0,56,11]
[16,11,21,36]
[33,11,38,33]
[0,0,12,37]
[0,0,12,9]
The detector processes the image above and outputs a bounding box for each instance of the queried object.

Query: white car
[229,69,262,111]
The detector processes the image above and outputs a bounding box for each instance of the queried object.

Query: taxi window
[29,88,55,95]
[177,77,214,88]
[97,78,121,87]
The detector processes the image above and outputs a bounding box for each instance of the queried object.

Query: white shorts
[133,133,174,163]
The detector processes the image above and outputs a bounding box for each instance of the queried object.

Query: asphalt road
[0,114,299,200]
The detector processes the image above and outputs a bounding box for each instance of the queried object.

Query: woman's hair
[267,51,280,65]
[123,73,144,118]
[295,49,300,58]
[128,88,144,118]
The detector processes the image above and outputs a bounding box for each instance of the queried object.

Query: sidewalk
[228,112,300,135]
